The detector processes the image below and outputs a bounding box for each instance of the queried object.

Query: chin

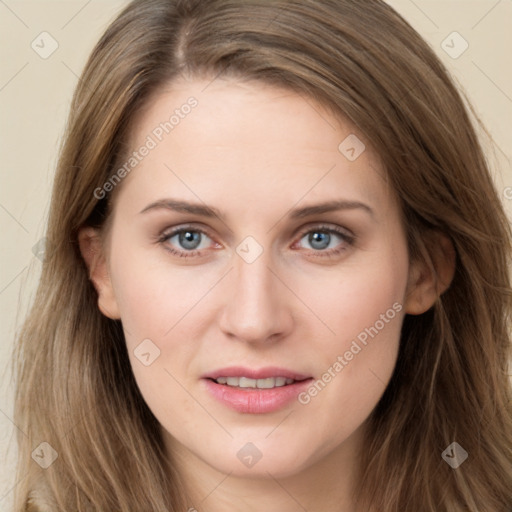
[198,437,320,479]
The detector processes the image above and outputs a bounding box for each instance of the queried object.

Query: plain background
[1,0,511,508]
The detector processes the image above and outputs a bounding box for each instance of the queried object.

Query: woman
[14,0,512,510]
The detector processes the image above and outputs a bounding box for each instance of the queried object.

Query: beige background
[1,0,511,508]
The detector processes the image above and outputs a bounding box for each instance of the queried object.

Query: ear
[405,231,456,315]
[78,226,121,320]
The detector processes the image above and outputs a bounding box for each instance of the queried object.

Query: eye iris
[172,230,338,252]
[309,231,330,250]
[179,231,201,250]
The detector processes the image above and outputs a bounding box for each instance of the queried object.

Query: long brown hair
[14,0,512,510]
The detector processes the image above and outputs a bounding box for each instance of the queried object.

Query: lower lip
[202,378,313,414]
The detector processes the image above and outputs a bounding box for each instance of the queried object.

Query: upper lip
[202,366,312,381]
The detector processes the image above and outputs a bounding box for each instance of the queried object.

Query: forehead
[113,77,392,219]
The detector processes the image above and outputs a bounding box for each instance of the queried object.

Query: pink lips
[202,366,311,381]
[201,366,313,414]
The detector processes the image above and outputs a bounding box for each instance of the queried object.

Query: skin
[79,77,453,512]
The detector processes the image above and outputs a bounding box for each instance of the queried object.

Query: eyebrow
[139,198,374,220]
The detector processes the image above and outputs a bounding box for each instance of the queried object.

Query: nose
[218,248,293,344]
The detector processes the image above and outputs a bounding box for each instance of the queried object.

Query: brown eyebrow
[288,200,374,219]
[140,199,222,218]
[139,198,374,220]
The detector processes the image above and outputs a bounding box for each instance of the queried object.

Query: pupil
[180,231,200,250]
[310,232,330,250]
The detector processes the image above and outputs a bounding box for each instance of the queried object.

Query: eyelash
[157,224,355,259]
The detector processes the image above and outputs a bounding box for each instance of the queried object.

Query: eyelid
[294,222,355,241]
[158,224,219,247]
[157,222,356,258]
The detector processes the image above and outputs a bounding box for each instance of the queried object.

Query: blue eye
[158,224,355,259]
[159,227,214,258]
[304,231,334,250]
[169,230,206,250]
[296,226,354,256]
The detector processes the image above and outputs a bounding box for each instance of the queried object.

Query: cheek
[292,226,407,346]
[109,244,212,341]
[291,242,407,448]
[109,256,206,434]
[107,240,226,414]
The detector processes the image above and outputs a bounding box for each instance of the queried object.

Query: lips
[201,366,313,414]
[215,376,295,389]
[202,366,311,381]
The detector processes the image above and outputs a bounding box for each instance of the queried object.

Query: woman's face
[90,78,420,479]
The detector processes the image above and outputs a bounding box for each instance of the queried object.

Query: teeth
[227,376,241,386]
[214,376,295,388]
